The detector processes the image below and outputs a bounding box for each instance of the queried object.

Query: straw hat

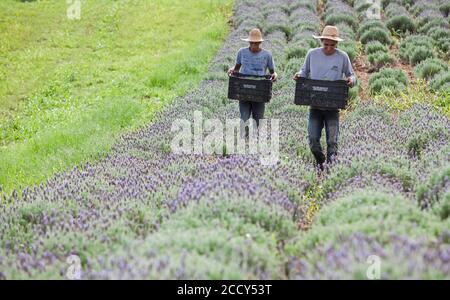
[241,28,264,42]
[312,25,343,42]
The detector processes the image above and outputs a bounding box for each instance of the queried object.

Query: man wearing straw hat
[228,28,278,138]
[293,25,357,171]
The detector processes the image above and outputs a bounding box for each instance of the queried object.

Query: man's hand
[293,72,301,81]
[270,72,278,82]
[227,67,236,76]
[346,78,354,87]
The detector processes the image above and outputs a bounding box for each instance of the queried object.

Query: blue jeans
[239,101,265,137]
[308,108,339,166]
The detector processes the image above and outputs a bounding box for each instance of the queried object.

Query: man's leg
[308,108,326,167]
[239,101,252,139]
[324,109,340,164]
[250,102,266,128]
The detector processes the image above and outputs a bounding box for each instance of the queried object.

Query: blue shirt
[236,47,275,76]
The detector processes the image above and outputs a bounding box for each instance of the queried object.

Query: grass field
[0,0,233,193]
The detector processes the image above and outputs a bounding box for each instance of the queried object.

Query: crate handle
[232,72,272,80]
[298,78,348,86]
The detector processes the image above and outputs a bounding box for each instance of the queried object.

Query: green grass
[373,80,450,117]
[0,0,234,194]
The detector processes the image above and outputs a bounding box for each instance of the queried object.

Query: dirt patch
[390,44,415,82]
[353,54,371,101]
[317,0,325,28]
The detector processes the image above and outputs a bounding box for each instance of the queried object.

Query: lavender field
[0,0,449,279]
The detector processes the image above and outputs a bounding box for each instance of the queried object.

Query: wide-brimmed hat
[312,25,343,42]
[241,28,264,42]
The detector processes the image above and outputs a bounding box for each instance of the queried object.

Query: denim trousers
[239,101,266,138]
[308,108,340,166]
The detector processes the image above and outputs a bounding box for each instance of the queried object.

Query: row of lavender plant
[354,0,395,73]
[381,0,450,92]
[353,0,409,95]
[354,0,448,94]
[400,0,450,91]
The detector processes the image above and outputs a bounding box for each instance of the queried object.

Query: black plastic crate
[228,73,272,103]
[294,77,349,109]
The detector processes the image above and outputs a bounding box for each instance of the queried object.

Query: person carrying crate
[293,25,357,171]
[228,28,278,138]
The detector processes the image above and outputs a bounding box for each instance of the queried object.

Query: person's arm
[267,52,277,81]
[293,50,311,80]
[269,69,277,81]
[228,49,242,76]
[343,53,357,87]
[228,63,241,76]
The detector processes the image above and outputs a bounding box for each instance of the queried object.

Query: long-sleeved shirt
[299,47,357,110]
